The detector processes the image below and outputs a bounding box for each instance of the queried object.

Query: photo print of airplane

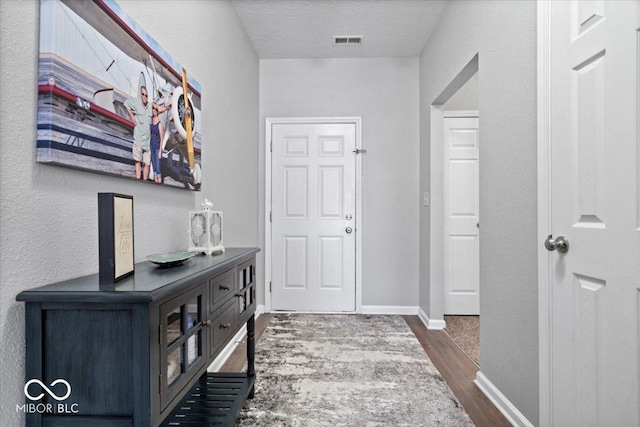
[37,0,203,190]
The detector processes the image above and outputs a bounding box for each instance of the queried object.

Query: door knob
[544,234,569,253]
[346,227,353,234]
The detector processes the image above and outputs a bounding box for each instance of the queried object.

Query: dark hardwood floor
[221,312,509,426]
[403,315,510,427]
[220,313,274,373]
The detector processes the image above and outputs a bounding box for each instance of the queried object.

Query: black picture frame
[98,193,134,285]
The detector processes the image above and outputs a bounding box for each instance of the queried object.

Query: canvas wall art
[37,0,202,190]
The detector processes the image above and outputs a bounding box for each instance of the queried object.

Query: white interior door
[271,123,356,312]
[444,115,479,315]
[547,1,640,425]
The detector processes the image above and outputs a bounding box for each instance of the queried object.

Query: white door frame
[264,117,363,313]
[443,111,479,119]
[537,1,552,424]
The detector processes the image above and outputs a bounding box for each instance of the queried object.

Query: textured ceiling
[231,0,448,59]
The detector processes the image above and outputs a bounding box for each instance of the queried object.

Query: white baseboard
[206,311,263,372]
[361,305,418,315]
[418,307,446,330]
[474,371,534,427]
[207,325,245,372]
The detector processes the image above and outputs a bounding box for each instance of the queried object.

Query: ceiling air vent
[334,36,363,45]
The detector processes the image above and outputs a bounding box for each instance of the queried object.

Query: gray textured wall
[443,72,479,111]
[259,58,420,308]
[419,0,538,423]
[0,0,539,424]
[0,1,258,424]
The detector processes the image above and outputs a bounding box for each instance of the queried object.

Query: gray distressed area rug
[237,314,474,426]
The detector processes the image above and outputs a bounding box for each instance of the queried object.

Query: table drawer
[210,299,237,357]
[209,268,236,313]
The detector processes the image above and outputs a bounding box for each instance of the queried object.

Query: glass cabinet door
[237,259,256,324]
[159,283,207,410]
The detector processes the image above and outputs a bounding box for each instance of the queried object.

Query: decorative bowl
[147,251,196,268]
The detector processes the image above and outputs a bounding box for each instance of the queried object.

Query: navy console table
[17,247,259,427]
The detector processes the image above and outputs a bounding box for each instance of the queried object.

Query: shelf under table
[160,372,255,427]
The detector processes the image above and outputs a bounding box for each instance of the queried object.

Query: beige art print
[113,196,133,278]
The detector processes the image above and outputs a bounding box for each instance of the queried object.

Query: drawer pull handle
[203,320,211,327]
[220,323,231,330]
[235,290,247,298]
[219,285,231,291]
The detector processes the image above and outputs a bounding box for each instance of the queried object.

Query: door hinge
[269,211,272,222]
[270,140,272,152]
[269,281,272,292]
[159,374,162,389]
[159,324,163,346]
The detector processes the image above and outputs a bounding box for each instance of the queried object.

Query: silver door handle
[346,227,353,234]
[544,234,569,253]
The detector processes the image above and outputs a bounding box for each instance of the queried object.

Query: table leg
[247,313,255,398]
